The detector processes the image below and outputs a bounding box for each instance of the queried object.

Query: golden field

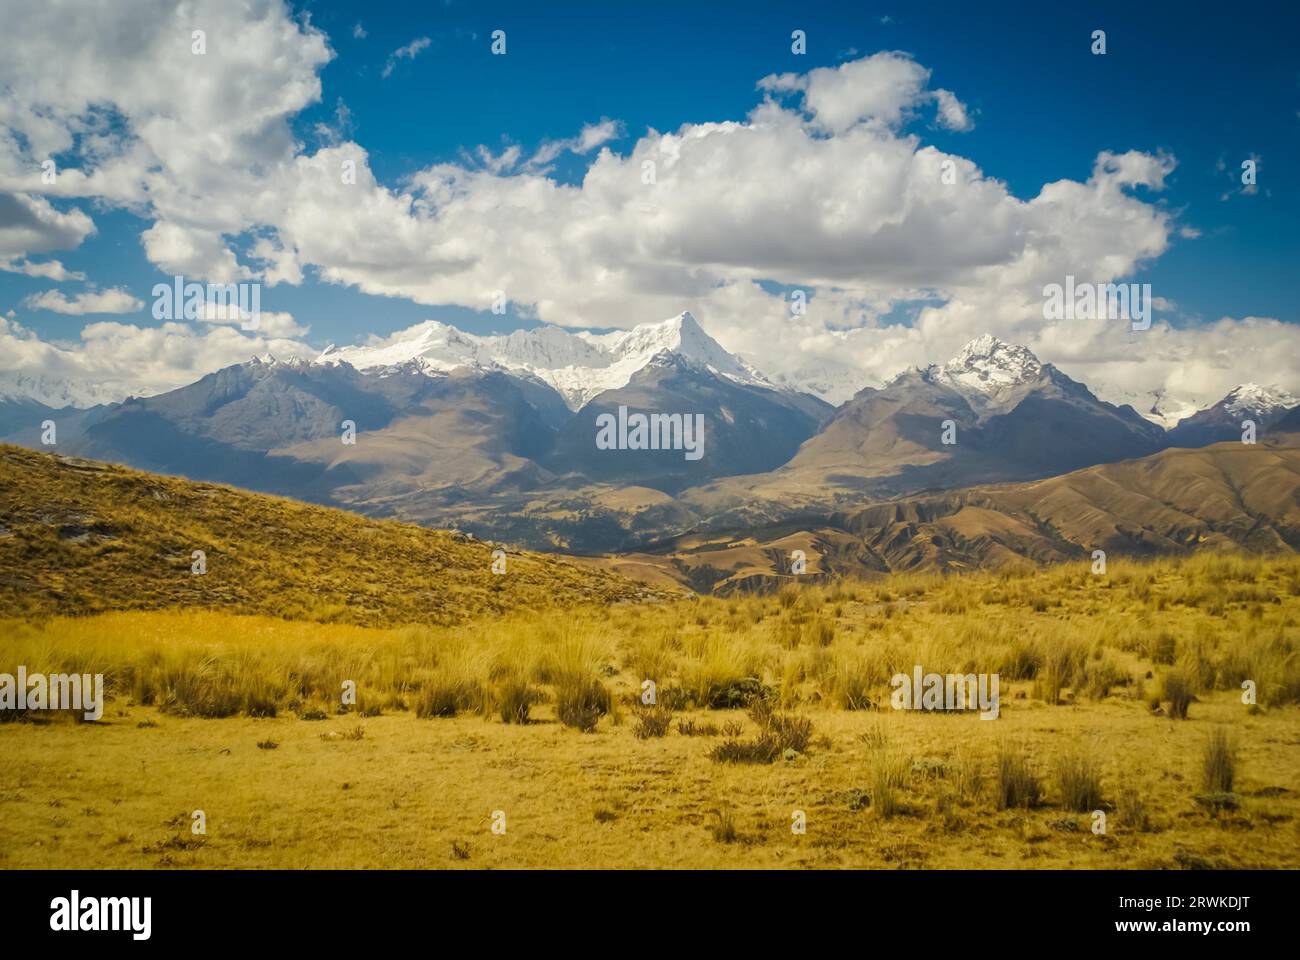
[3,553,1300,869]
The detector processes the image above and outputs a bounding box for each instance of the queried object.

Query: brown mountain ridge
[595,439,1300,593]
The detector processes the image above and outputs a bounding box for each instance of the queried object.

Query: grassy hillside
[0,445,665,625]
[623,441,1300,593]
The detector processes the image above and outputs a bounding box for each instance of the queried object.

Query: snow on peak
[1222,383,1300,417]
[0,371,140,409]
[316,311,763,410]
[942,335,1042,390]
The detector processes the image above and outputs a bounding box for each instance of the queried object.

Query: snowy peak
[317,311,764,411]
[0,371,138,409]
[609,312,761,383]
[881,334,1045,400]
[1221,383,1299,418]
[940,335,1043,392]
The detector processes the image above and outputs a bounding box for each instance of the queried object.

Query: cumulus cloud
[527,119,623,169]
[757,52,969,133]
[197,304,308,338]
[933,89,973,131]
[0,2,1283,415]
[24,287,144,315]
[0,193,96,258]
[0,257,85,282]
[0,0,330,277]
[0,315,313,403]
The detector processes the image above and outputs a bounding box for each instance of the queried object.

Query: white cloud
[0,257,85,281]
[757,52,973,135]
[0,4,1280,418]
[0,0,331,276]
[0,315,313,404]
[933,89,973,131]
[24,287,144,315]
[0,193,96,258]
[197,303,307,338]
[527,119,623,168]
[383,37,431,78]
[141,221,252,282]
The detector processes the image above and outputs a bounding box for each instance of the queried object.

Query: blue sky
[1,0,1296,409]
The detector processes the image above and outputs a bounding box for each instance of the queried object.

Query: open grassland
[2,552,1299,868]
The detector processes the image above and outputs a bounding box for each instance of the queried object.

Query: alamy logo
[1042,274,1152,331]
[0,667,103,721]
[152,274,261,330]
[50,891,151,940]
[595,406,705,461]
[890,664,1000,719]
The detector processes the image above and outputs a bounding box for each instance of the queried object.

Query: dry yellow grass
[0,444,664,625]
[2,552,1299,867]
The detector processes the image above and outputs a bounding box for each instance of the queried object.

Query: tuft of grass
[709,699,815,764]
[1164,669,1192,719]
[676,718,719,737]
[1117,784,1151,832]
[711,807,739,843]
[632,704,673,739]
[869,747,910,819]
[554,677,610,732]
[1201,726,1238,794]
[996,742,1042,810]
[1054,748,1103,812]
[494,675,537,725]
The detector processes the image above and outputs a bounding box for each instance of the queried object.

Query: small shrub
[677,718,720,737]
[632,704,673,739]
[710,701,814,764]
[555,676,610,732]
[710,737,778,764]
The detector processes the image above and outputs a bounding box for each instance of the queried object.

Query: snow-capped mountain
[1168,382,1300,447]
[1221,383,1300,419]
[931,334,1044,405]
[883,334,1049,414]
[0,371,132,409]
[317,311,767,411]
[758,333,1167,500]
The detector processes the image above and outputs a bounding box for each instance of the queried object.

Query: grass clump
[1054,747,1103,812]
[1164,669,1193,719]
[996,742,1042,809]
[1201,726,1238,794]
[632,704,673,739]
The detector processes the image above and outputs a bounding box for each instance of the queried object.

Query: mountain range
[2,311,1298,553]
